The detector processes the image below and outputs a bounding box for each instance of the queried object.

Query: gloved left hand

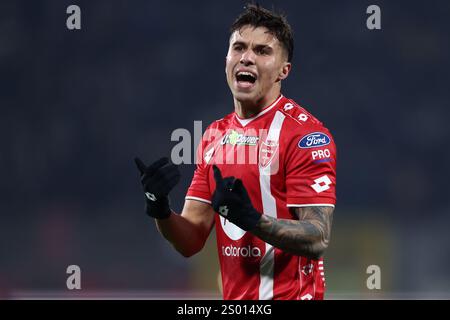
[211,165,261,231]
[134,157,180,219]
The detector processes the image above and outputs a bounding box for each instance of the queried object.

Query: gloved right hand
[134,157,181,219]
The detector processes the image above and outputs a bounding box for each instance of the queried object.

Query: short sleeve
[185,128,214,204]
[284,129,337,207]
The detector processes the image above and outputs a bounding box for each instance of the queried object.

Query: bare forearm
[156,212,206,257]
[155,200,215,257]
[252,206,333,260]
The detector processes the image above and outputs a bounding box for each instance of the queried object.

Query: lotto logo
[302,263,314,276]
[283,103,294,111]
[310,175,332,193]
[297,113,308,122]
[219,205,229,217]
[145,192,157,201]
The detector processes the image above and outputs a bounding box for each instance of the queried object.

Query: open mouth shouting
[235,69,258,90]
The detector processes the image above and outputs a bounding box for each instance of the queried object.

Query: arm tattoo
[252,206,334,259]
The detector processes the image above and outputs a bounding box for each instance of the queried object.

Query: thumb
[134,157,147,175]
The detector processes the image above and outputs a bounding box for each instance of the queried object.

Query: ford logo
[298,132,330,149]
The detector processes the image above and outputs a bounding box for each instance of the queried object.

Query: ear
[278,62,291,81]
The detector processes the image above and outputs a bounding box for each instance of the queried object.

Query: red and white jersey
[186,95,336,300]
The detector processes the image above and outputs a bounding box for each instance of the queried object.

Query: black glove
[211,165,261,231]
[134,157,180,219]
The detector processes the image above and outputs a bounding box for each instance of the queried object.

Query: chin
[232,89,258,103]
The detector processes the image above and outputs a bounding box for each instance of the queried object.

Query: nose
[240,49,255,66]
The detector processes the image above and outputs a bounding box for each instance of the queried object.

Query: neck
[234,87,281,119]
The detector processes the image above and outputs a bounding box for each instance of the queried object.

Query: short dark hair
[230,3,294,62]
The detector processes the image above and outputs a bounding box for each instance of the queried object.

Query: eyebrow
[232,41,274,51]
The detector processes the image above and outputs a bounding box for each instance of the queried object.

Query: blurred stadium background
[0,0,449,299]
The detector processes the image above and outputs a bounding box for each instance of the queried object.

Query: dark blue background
[1,0,449,298]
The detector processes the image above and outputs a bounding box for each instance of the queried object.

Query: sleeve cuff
[287,203,335,208]
[286,196,335,208]
[185,196,212,204]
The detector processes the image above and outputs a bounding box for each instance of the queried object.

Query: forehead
[229,25,280,48]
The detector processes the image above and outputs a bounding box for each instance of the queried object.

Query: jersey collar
[234,95,284,127]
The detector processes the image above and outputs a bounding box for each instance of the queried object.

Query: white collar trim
[234,95,283,127]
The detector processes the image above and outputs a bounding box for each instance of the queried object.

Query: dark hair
[230,3,294,62]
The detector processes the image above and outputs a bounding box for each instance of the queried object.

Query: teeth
[237,71,256,78]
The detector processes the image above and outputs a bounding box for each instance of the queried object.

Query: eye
[233,45,244,52]
[256,47,269,55]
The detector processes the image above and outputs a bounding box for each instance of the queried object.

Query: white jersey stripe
[258,111,286,300]
[185,196,212,204]
[287,204,335,208]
